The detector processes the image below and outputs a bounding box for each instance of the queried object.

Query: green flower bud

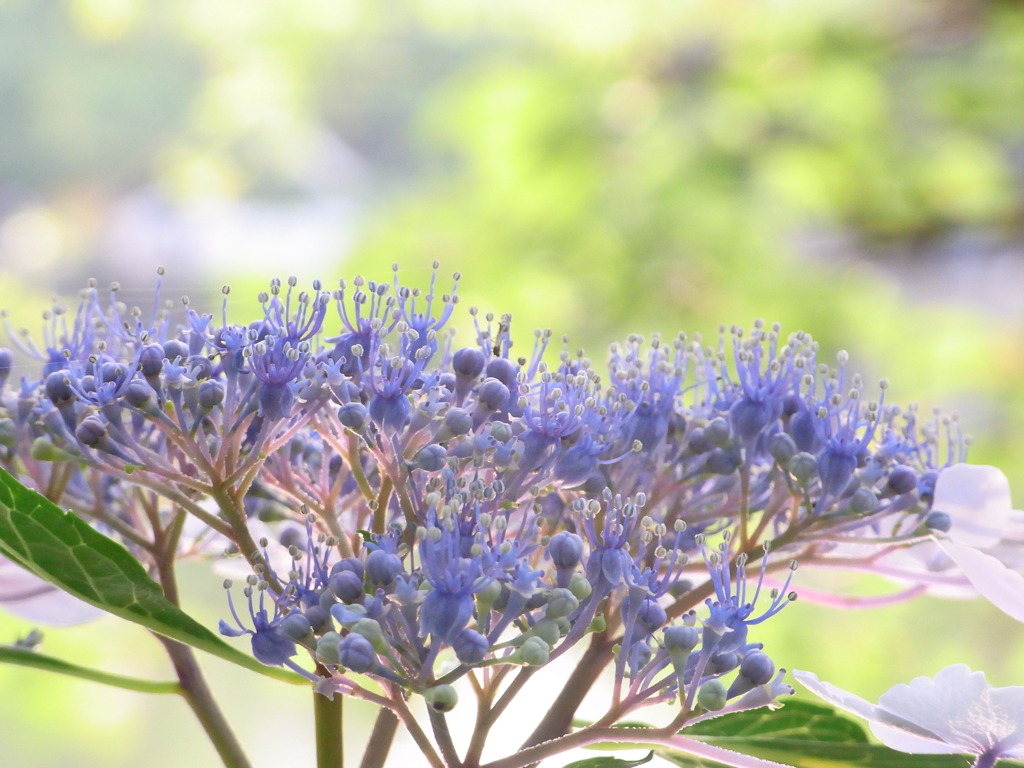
[848,486,878,514]
[424,684,458,712]
[697,679,728,711]
[475,580,503,612]
[315,631,343,666]
[545,588,579,619]
[0,418,17,447]
[489,421,513,443]
[516,635,551,666]
[352,618,388,653]
[588,614,607,633]
[568,572,593,601]
[529,618,562,648]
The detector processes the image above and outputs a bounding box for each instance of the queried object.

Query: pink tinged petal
[934,464,1013,549]
[0,558,103,627]
[937,540,1024,622]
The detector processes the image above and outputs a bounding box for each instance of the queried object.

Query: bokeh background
[1,0,1024,765]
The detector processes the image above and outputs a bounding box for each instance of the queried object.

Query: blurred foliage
[2,0,1024,765]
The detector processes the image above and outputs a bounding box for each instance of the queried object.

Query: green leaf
[660,700,1024,768]
[659,742,1022,768]
[0,467,303,684]
[683,700,869,744]
[0,645,180,694]
[562,752,654,768]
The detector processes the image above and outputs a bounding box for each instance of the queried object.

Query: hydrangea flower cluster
[0,265,995,768]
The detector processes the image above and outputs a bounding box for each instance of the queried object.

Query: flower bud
[365,549,403,585]
[452,348,485,379]
[304,605,335,634]
[697,679,728,711]
[315,631,344,666]
[139,343,165,378]
[687,427,712,454]
[330,557,365,580]
[788,452,818,484]
[329,570,364,603]
[515,635,550,666]
[848,486,878,514]
[547,531,584,570]
[637,598,666,633]
[75,417,107,448]
[767,432,797,465]
[738,650,775,685]
[475,580,503,612]
[485,358,517,387]
[477,378,510,411]
[704,417,732,446]
[44,371,75,406]
[279,612,314,643]
[887,465,918,495]
[198,379,225,410]
[124,380,156,410]
[544,588,579,619]
[163,339,189,363]
[412,444,447,472]
[568,573,593,601]
[706,448,741,475]
[528,618,562,648]
[351,618,388,653]
[489,421,513,443]
[442,407,473,436]
[338,632,376,672]
[663,625,699,653]
[338,402,368,431]
[452,628,489,664]
[925,510,952,532]
[424,684,459,712]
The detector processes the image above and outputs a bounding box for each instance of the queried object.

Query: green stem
[358,708,399,768]
[315,690,345,768]
[373,475,393,535]
[0,646,180,694]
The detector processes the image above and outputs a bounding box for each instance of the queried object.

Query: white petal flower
[933,464,1017,549]
[795,665,1024,766]
[928,464,1024,622]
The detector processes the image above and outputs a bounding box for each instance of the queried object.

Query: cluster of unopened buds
[1,264,1019,768]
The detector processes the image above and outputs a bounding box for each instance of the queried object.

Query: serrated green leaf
[660,700,1024,768]
[562,751,654,768]
[683,700,869,744]
[0,645,180,694]
[659,741,1019,768]
[0,467,303,684]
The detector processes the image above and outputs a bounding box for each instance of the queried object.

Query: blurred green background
[2,0,1024,765]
